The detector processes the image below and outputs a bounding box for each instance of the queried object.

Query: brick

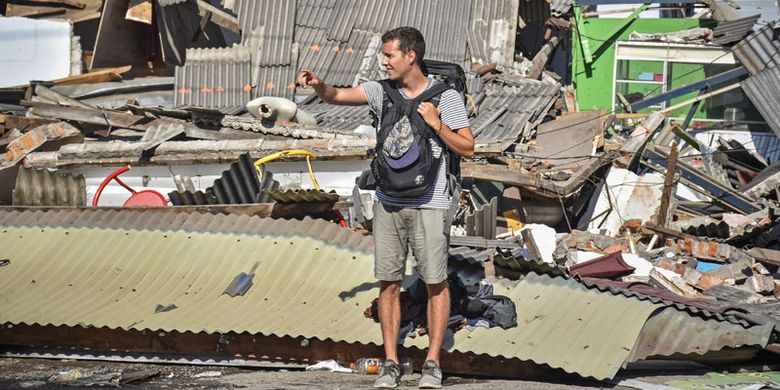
[603,244,628,254]
[752,263,770,275]
[746,275,776,295]
[623,219,642,230]
[697,274,724,290]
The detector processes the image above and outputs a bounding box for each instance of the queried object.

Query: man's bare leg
[378,280,402,363]
[424,280,450,363]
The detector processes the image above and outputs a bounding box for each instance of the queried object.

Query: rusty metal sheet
[626,307,772,362]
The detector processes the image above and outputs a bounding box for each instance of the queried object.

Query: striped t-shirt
[360,79,470,209]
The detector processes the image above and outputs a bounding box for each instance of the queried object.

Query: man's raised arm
[298,69,368,106]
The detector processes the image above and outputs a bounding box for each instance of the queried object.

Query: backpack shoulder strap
[415,83,449,105]
[378,79,405,106]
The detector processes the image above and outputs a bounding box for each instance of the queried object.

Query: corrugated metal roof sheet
[235,0,297,66]
[396,0,470,65]
[518,0,550,25]
[263,189,340,203]
[0,209,373,253]
[328,29,379,87]
[626,307,772,362]
[295,26,340,83]
[304,101,373,130]
[732,22,780,76]
[12,167,86,207]
[253,65,297,100]
[713,15,761,45]
[325,0,399,41]
[0,224,660,381]
[174,45,253,108]
[296,3,334,30]
[468,0,518,67]
[471,81,560,147]
[210,153,263,204]
[581,278,751,326]
[742,66,780,138]
[352,0,399,33]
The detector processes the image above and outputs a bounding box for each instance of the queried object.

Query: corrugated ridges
[732,22,780,76]
[742,66,780,138]
[253,65,297,100]
[518,0,550,24]
[295,26,340,84]
[328,29,377,87]
[305,102,372,130]
[465,196,497,239]
[396,0,470,65]
[325,0,358,41]
[168,190,217,206]
[0,230,659,382]
[263,189,340,203]
[580,279,751,326]
[174,45,252,108]
[472,82,560,144]
[0,208,373,253]
[469,0,518,67]
[350,0,400,34]
[626,307,772,362]
[12,167,86,206]
[211,153,262,204]
[713,15,761,45]
[235,0,297,66]
[296,2,334,30]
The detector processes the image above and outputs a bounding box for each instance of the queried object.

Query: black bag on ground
[373,80,449,198]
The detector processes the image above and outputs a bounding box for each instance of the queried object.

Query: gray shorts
[373,202,449,284]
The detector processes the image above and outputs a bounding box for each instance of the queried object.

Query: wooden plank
[12,66,133,89]
[91,0,164,77]
[0,324,557,379]
[196,0,238,33]
[656,141,678,228]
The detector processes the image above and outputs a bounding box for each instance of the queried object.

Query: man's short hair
[381,26,425,66]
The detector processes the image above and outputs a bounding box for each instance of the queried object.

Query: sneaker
[418,360,442,389]
[374,360,401,388]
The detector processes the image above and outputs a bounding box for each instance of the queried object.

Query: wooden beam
[196,0,239,34]
[12,65,132,88]
[656,141,678,228]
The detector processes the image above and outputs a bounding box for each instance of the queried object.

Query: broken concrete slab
[1,122,81,171]
[745,274,776,295]
[581,168,664,237]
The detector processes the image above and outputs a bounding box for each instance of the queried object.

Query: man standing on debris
[299,26,474,389]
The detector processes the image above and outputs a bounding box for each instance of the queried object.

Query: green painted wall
[572,15,709,116]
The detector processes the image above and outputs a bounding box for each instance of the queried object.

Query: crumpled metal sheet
[626,307,773,362]
[742,65,780,139]
[12,167,86,206]
[580,278,752,327]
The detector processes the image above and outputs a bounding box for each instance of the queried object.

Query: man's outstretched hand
[298,69,321,89]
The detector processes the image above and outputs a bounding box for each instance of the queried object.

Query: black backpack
[421,59,467,180]
[373,80,449,198]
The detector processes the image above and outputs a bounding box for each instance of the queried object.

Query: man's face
[381,39,415,80]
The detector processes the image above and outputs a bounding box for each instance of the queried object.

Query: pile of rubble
[0,0,780,385]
